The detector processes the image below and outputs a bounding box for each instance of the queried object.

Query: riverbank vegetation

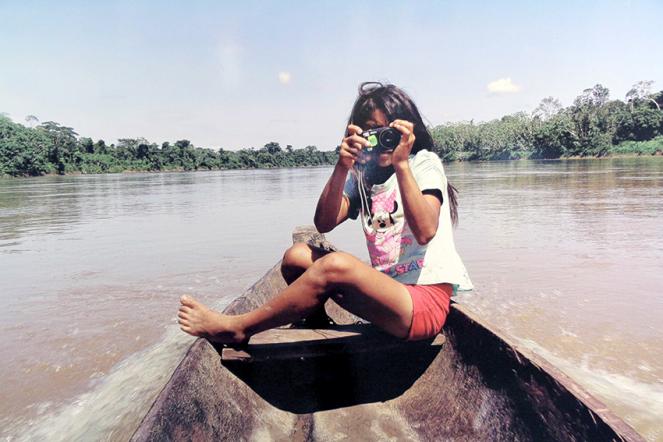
[0,121,335,176]
[1,81,662,177]
[430,81,663,161]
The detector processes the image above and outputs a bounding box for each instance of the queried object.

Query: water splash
[517,338,663,442]
[8,296,233,441]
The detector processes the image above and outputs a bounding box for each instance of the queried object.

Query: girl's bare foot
[178,295,247,344]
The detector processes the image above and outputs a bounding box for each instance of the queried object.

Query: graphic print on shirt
[369,200,398,231]
[364,189,404,268]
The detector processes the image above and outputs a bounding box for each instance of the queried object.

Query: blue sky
[1,0,662,150]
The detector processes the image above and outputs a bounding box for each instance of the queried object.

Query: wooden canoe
[132,226,644,441]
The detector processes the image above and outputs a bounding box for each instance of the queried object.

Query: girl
[178,82,472,343]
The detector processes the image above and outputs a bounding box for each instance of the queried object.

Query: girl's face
[363,109,395,168]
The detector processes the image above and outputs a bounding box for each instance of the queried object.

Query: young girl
[178,82,472,343]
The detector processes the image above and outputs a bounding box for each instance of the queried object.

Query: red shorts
[405,283,453,341]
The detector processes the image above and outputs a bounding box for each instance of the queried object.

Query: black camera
[361,127,400,154]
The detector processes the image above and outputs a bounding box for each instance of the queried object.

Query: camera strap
[352,167,373,233]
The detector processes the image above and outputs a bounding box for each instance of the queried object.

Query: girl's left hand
[389,119,415,167]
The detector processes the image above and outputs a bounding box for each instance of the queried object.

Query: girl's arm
[314,125,369,233]
[390,120,441,245]
[394,162,441,244]
[314,163,351,232]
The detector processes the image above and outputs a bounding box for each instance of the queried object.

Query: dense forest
[431,81,663,161]
[0,120,336,176]
[1,81,662,177]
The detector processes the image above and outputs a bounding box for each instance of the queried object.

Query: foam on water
[7,329,189,441]
[516,338,663,442]
[6,296,233,442]
[455,288,663,442]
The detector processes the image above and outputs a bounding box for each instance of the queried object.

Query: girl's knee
[281,242,314,282]
[316,252,357,284]
[282,242,312,268]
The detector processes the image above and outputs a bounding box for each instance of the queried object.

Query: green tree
[532,112,579,158]
[264,142,282,154]
[94,139,107,154]
[37,121,79,173]
[80,137,94,154]
[570,84,615,156]
[0,115,52,175]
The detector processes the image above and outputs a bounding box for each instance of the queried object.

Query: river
[1,157,662,441]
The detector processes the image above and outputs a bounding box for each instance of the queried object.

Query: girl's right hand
[338,124,370,170]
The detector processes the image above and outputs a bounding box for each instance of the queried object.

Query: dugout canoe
[132,226,644,441]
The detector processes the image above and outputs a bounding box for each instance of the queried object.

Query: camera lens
[379,128,400,150]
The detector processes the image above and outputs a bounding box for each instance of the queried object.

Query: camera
[361,127,400,154]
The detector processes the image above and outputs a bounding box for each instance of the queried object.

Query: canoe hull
[132,228,643,441]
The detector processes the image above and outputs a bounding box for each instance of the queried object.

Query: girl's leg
[177,242,322,343]
[281,243,335,327]
[178,250,413,343]
[280,242,328,284]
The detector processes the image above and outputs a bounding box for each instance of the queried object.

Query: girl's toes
[180,295,195,307]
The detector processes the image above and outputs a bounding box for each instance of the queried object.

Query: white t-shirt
[344,149,473,291]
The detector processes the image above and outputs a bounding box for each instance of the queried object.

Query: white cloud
[487,77,521,94]
[278,71,291,85]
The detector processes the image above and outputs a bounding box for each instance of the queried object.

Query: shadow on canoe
[132,226,644,441]
[219,325,444,414]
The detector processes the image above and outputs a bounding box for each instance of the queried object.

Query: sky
[1,0,662,151]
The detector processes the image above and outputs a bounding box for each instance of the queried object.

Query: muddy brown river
[1,157,662,441]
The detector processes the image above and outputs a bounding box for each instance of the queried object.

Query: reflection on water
[1,158,662,441]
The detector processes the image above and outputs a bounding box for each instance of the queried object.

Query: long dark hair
[347,82,459,225]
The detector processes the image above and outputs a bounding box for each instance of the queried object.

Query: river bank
[2,137,662,179]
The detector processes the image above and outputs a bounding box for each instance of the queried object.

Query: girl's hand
[389,119,416,168]
[338,124,370,170]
